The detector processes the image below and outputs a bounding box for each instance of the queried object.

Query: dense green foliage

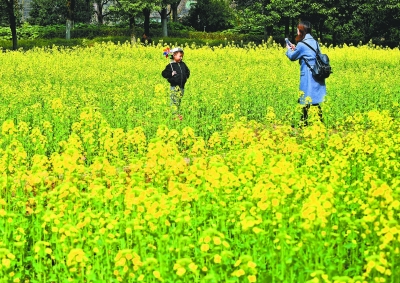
[28,0,93,26]
[232,0,400,45]
[183,0,234,32]
[1,0,400,49]
[0,23,274,49]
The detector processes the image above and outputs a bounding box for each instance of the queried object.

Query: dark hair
[296,21,312,42]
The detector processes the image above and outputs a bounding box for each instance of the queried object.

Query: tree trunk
[66,0,76,39]
[316,20,323,40]
[332,31,336,46]
[66,20,73,40]
[261,1,267,40]
[284,17,290,39]
[85,0,91,23]
[263,25,268,41]
[160,7,168,37]
[96,1,104,24]
[171,2,178,22]
[143,8,150,36]
[129,14,135,30]
[98,13,103,25]
[5,0,18,50]
[291,17,296,40]
[129,15,136,45]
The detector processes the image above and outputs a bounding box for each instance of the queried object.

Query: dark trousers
[300,104,323,126]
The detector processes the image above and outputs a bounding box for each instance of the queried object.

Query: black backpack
[300,41,332,81]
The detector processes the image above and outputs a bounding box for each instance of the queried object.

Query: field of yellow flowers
[0,41,400,283]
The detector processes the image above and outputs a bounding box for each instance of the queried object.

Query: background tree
[66,0,76,39]
[232,0,400,45]
[94,0,115,24]
[311,0,400,45]
[234,0,289,39]
[112,0,156,42]
[156,0,182,37]
[170,0,181,22]
[142,6,151,37]
[296,0,329,39]
[185,0,234,32]
[265,0,301,40]
[0,0,20,49]
[348,0,400,43]
[1,0,397,47]
[384,0,400,42]
[29,0,93,26]
[159,1,169,36]
[235,1,275,39]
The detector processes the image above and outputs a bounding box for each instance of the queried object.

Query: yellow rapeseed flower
[176,267,186,276]
[213,237,221,245]
[247,261,257,269]
[200,244,210,252]
[214,254,222,264]
[153,270,162,279]
[204,236,211,243]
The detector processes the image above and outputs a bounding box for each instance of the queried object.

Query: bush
[0,23,292,50]
[168,21,195,32]
[0,38,82,50]
[1,23,267,44]
[0,23,135,40]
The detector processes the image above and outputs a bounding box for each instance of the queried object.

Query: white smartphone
[285,38,292,47]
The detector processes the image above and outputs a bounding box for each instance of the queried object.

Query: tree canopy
[1,0,399,46]
[184,0,234,32]
[232,0,400,44]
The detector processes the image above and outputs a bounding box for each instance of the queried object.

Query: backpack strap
[299,40,320,54]
[302,57,313,71]
[298,40,321,70]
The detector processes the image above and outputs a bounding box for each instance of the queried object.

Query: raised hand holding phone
[285,38,295,50]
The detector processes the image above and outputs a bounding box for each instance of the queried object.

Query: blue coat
[286,34,326,105]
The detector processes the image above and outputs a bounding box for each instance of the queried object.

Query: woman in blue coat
[286,21,326,126]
